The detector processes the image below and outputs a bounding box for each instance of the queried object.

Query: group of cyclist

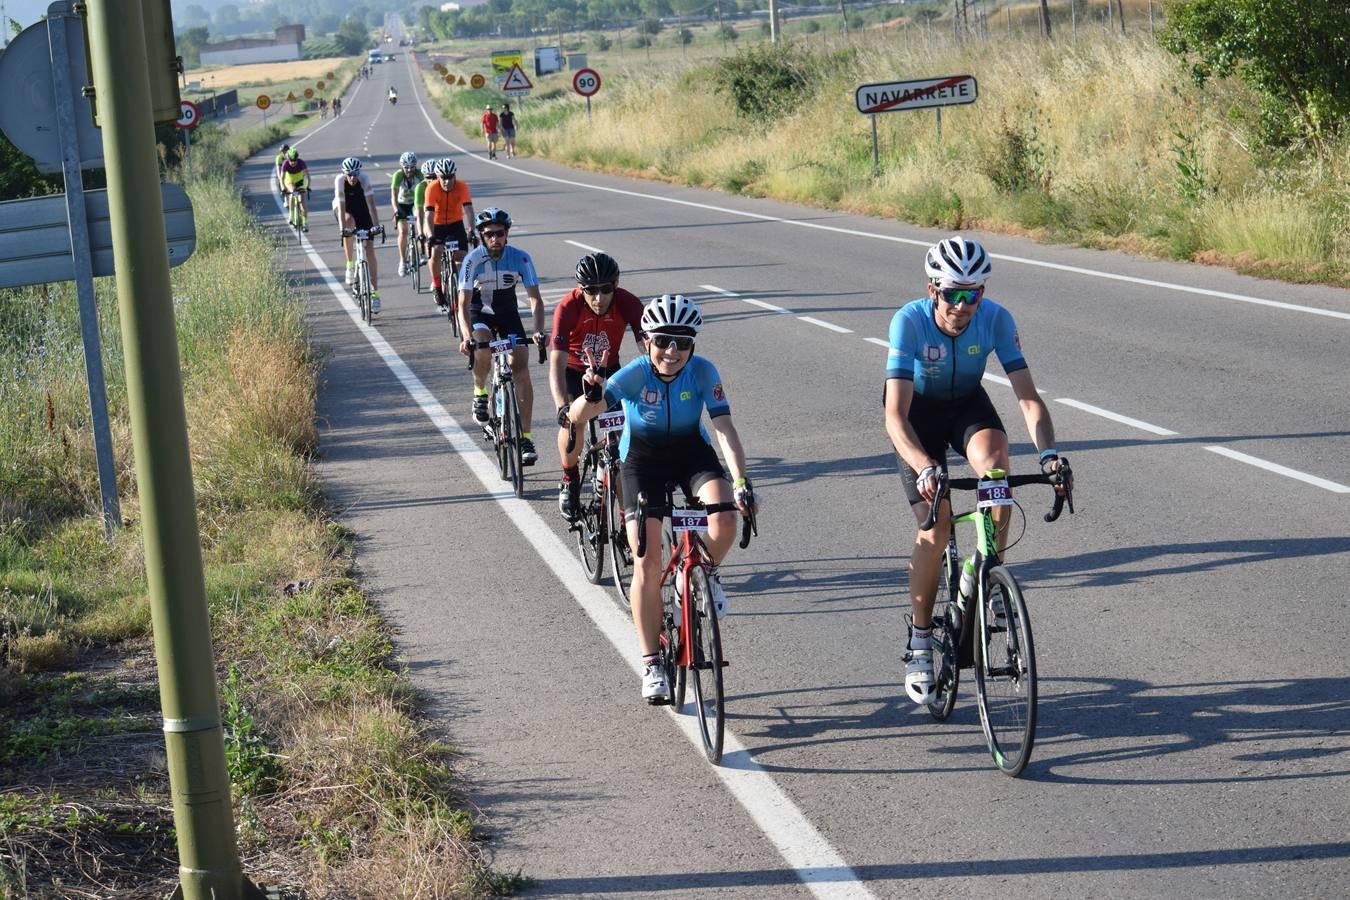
[276,122,1070,707]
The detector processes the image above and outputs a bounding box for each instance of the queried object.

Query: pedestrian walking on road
[500,103,518,159]
[482,105,500,159]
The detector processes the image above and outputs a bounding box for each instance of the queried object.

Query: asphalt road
[235,45,1350,900]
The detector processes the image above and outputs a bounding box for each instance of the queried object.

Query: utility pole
[83,1,257,898]
[1039,0,1051,38]
[769,0,781,46]
[839,0,850,39]
[715,0,726,53]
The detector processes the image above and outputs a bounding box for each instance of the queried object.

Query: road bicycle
[401,213,424,295]
[341,225,385,324]
[636,487,756,764]
[568,406,627,590]
[284,187,308,240]
[434,237,467,336]
[920,461,1073,777]
[469,336,544,497]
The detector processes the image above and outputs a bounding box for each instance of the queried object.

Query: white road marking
[411,84,1349,324]
[701,286,791,314]
[1054,398,1179,435]
[799,316,852,334]
[1203,446,1350,493]
[864,337,889,348]
[565,239,605,254]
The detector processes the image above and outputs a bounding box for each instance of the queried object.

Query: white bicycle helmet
[399,151,417,168]
[925,235,992,286]
[340,156,362,175]
[438,158,457,178]
[420,160,436,178]
[640,294,703,334]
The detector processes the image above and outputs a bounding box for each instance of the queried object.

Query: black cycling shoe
[520,438,538,466]
[472,395,489,423]
[558,480,581,522]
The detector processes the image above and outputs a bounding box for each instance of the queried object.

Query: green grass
[1,112,508,895]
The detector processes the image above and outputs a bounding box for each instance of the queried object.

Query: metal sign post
[41,5,121,536]
[870,113,879,176]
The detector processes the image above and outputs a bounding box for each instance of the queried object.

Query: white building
[199,25,305,67]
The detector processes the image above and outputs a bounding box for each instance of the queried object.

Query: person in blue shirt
[457,207,546,464]
[884,235,1069,706]
[568,294,756,704]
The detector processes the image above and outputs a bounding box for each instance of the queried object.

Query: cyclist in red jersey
[550,253,644,521]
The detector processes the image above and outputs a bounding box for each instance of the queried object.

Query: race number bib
[596,409,625,436]
[671,509,710,533]
[977,476,1014,510]
[488,338,514,355]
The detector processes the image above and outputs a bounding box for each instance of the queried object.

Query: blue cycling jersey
[605,355,731,460]
[457,245,539,315]
[886,298,1027,400]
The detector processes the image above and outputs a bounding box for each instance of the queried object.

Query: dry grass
[189,59,349,92]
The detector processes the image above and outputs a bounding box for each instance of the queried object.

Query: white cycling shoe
[904,647,936,705]
[642,664,670,703]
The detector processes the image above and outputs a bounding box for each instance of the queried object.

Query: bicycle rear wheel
[447,264,461,338]
[606,468,632,607]
[408,233,422,293]
[928,540,961,721]
[659,566,682,711]
[687,564,725,763]
[575,447,606,583]
[974,565,1036,777]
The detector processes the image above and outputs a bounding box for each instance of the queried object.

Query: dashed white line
[564,239,605,254]
[864,337,889,349]
[1053,398,1179,435]
[701,284,791,314]
[799,316,852,334]
[1203,446,1350,493]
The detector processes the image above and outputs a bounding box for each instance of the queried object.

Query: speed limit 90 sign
[572,68,601,97]
[175,99,201,130]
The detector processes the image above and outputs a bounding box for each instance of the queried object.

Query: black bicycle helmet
[474,207,512,231]
[575,253,620,287]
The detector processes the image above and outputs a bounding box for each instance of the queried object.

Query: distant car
[386,53,396,60]
[369,54,382,64]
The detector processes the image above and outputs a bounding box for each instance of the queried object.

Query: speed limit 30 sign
[175,99,201,130]
[572,68,601,97]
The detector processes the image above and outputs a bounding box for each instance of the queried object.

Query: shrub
[718,24,738,42]
[713,43,813,122]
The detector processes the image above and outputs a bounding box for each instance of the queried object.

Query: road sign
[286,91,297,102]
[572,68,601,97]
[0,183,196,290]
[490,49,523,78]
[317,80,326,90]
[855,75,977,115]
[327,71,335,79]
[470,73,486,89]
[303,88,314,99]
[175,100,201,130]
[0,14,104,172]
[501,64,533,93]
[457,76,467,86]
[256,95,272,110]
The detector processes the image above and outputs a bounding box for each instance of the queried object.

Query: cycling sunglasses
[650,333,694,351]
[480,228,507,239]
[581,283,615,296]
[937,286,984,308]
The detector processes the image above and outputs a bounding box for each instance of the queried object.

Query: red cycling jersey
[550,287,645,371]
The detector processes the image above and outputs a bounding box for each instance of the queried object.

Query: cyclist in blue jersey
[569,294,756,703]
[885,235,1070,706]
[457,207,546,464]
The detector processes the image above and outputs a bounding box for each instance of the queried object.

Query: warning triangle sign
[286,91,296,101]
[501,64,533,91]
[457,76,466,85]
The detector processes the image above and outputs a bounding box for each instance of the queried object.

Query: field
[186,58,347,92]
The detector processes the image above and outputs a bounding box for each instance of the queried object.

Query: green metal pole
[83,2,245,897]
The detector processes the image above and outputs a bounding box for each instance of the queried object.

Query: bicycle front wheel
[974,565,1037,777]
[687,565,725,763]
[505,381,525,498]
[575,449,606,584]
[606,468,631,607]
[490,386,511,481]
[928,542,961,722]
[358,261,371,323]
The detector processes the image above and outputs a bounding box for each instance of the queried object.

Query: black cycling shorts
[470,308,528,343]
[340,202,373,233]
[620,434,727,522]
[896,385,1005,506]
[394,202,414,221]
[431,222,469,251]
[564,365,620,403]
